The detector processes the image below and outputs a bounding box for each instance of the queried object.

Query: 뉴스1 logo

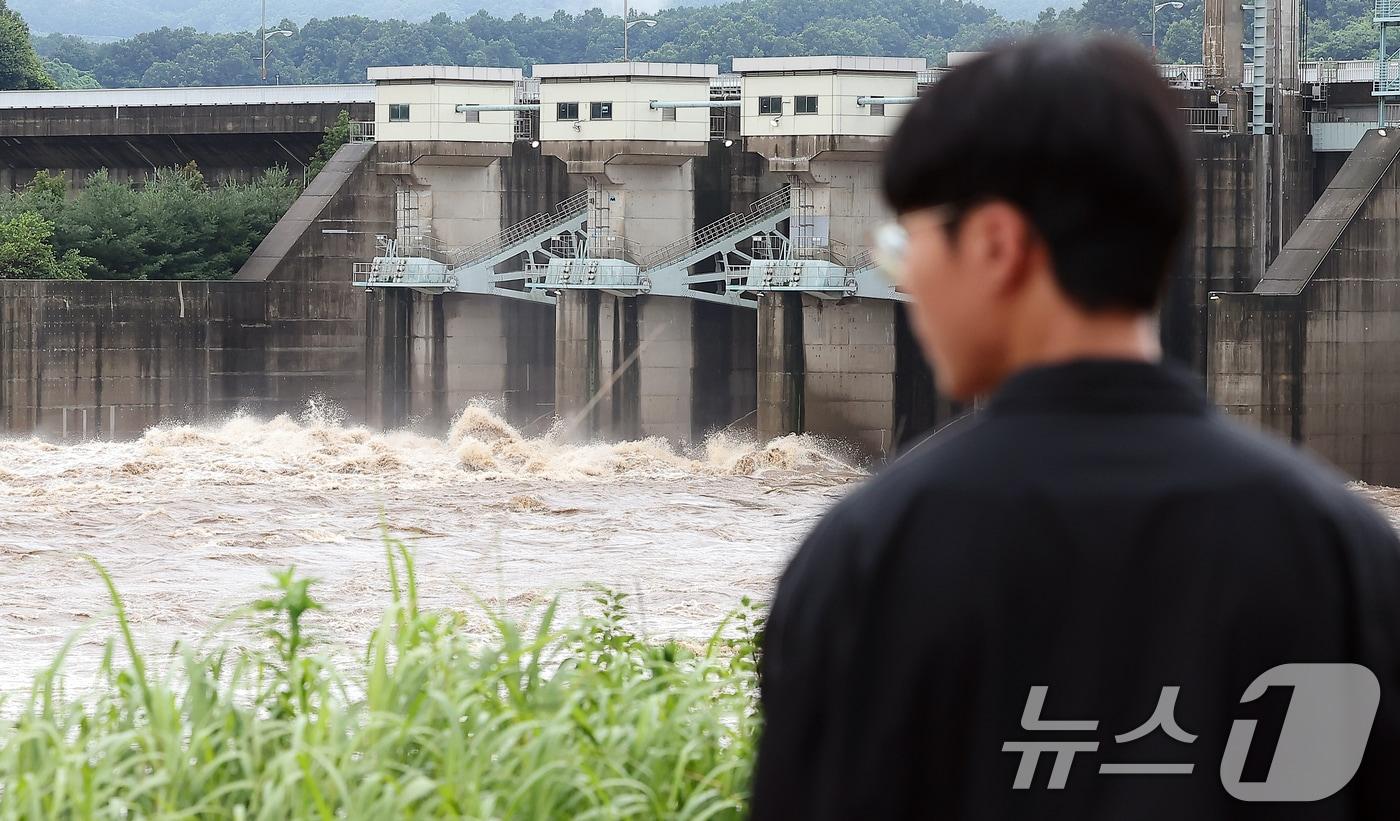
[1220,663,1379,802]
[1002,663,1380,801]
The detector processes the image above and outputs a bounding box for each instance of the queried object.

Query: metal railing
[1379,0,1400,19]
[396,234,461,266]
[710,112,727,140]
[1180,107,1233,134]
[1378,59,1400,94]
[845,248,874,272]
[585,235,646,266]
[353,260,454,287]
[450,191,591,267]
[791,236,851,267]
[350,121,376,142]
[1159,64,1205,88]
[642,186,791,271]
[1310,103,1400,123]
[515,78,541,103]
[711,74,741,95]
[514,110,539,142]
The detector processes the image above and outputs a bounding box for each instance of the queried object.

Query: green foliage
[20,0,1393,77]
[0,0,52,89]
[12,0,642,39]
[0,211,91,280]
[1307,16,1380,60]
[39,56,99,88]
[309,110,353,181]
[1034,0,1204,62]
[0,164,299,281]
[34,0,1022,86]
[0,542,762,818]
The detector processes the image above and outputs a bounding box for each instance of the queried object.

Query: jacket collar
[984,358,1208,416]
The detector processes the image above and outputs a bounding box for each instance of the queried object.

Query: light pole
[1151,1,1184,60]
[260,0,293,82]
[622,0,657,61]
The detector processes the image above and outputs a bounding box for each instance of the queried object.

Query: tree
[0,165,298,281]
[0,211,90,280]
[31,0,1029,86]
[309,110,353,181]
[40,58,100,88]
[0,0,53,90]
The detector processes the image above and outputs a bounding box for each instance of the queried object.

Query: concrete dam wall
[1209,129,1400,484]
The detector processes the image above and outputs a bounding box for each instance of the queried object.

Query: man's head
[882,36,1191,400]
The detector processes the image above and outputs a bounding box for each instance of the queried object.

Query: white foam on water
[0,402,861,691]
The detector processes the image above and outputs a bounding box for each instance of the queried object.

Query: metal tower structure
[1244,0,1271,134]
[1377,0,1400,124]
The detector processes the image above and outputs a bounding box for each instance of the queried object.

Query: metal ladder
[1245,0,1269,134]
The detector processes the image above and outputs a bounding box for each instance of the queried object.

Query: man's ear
[965,201,1034,296]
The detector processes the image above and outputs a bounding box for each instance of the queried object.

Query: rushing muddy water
[0,404,862,691]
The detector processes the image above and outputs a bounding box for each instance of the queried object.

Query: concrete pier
[535,61,762,444]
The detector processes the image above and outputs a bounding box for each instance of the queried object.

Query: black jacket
[752,359,1400,820]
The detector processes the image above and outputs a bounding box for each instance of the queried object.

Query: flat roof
[368,66,523,83]
[731,56,927,74]
[0,84,373,110]
[532,62,718,80]
[946,52,986,68]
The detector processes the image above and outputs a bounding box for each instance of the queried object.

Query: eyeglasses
[873,222,910,286]
[872,205,961,287]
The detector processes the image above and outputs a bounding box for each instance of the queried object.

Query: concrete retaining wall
[0,278,366,437]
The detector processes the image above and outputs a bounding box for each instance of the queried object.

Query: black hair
[883,35,1192,312]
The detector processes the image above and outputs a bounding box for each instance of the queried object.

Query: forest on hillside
[25,0,1210,90]
[8,0,1388,91]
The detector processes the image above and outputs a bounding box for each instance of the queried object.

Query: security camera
[770,116,781,128]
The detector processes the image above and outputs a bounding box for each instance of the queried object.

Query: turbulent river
[0,404,863,692]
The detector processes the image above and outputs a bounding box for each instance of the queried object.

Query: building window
[388,104,410,122]
[463,104,480,123]
[868,96,886,117]
[557,102,580,121]
[758,96,783,115]
[590,101,613,120]
[795,95,818,115]
[661,106,676,121]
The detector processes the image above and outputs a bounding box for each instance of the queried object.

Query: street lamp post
[260,0,293,82]
[622,0,658,61]
[1151,1,1185,60]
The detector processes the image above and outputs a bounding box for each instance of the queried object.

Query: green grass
[0,541,762,819]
